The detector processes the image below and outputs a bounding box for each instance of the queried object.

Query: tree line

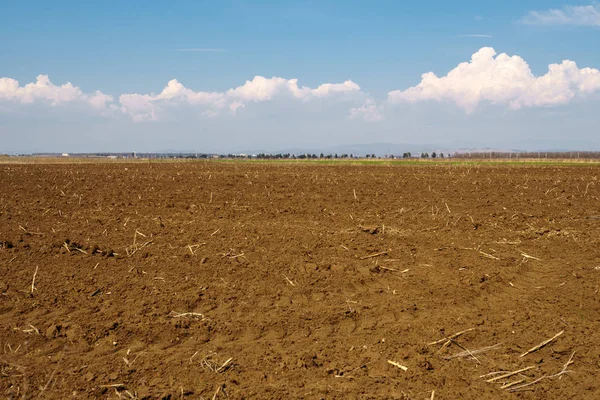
[452,151,600,160]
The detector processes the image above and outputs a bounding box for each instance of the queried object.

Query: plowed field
[1,161,599,399]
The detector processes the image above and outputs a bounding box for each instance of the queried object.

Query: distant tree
[431,152,437,158]
[371,154,376,159]
[440,153,445,158]
[320,153,324,159]
[421,152,429,158]
[403,152,411,158]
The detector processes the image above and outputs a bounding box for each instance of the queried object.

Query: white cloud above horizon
[348,100,383,122]
[388,47,600,113]
[0,74,114,110]
[2,47,600,122]
[119,76,363,121]
[521,4,600,26]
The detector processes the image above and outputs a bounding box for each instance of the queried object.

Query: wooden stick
[478,250,499,260]
[449,338,481,364]
[282,274,296,286]
[520,252,541,261]
[507,375,546,392]
[31,266,38,293]
[387,360,408,371]
[557,351,575,378]
[500,379,525,389]
[428,328,474,345]
[360,251,388,260]
[479,371,509,379]
[170,311,206,319]
[520,330,564,357]
[212,385,220,400]
[486,366,535,383]
[19,225,43,235]
[444,343,501,359]
[508,351,575,392]
[216,358,233,373]
[27,324,40,335]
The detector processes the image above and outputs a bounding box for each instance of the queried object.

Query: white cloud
[121,76,362,121]
[226,76,360,102]
[388,47,600,113]
[226,76,300,101]
[118,93,159,122]
[311,80,361,98]
[0,74,364,122]
[5,49,599,123]
[118,79,227,121]
[521,5,600,26]
[0,74,114,110]
[87,90,115,110]
[349,101,383,122]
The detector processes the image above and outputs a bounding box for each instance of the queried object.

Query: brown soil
[1,161,599,399]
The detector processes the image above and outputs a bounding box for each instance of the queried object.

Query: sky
[1,0,600,153]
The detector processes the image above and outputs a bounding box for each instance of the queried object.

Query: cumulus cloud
[0,73,364,122]
[0,74,113,110]
[6,49,599,123]
[87,90,115,110]
[119,78,227,121]
[349,101,383,122]
[121,76,362,121]
[226,76,360,102]
[521,5,600,26]
[388,47,600,113]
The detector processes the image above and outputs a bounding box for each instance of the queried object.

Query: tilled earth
[1,161,600,399]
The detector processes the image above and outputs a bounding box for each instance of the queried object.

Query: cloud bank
[0,74,113,110]
[2,48,600,121]
[388,47,600,113]
[119,76,362,121]
[521,5,600,26]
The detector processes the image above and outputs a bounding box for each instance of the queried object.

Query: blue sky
[1,1,599,153]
